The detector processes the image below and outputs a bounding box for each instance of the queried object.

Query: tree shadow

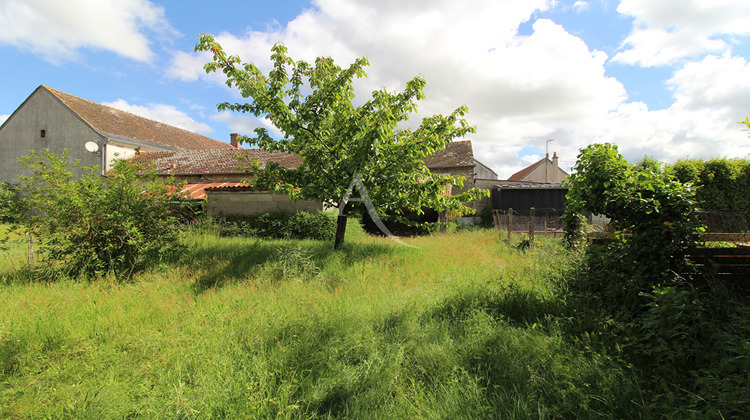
[184,237,396,294]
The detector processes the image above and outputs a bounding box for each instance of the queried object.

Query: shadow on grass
[422,282,566,330]
[183,236,396,293]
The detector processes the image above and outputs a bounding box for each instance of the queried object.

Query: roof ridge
[44,86,196,136]
[508,157,549,181]
[41,86,233,151]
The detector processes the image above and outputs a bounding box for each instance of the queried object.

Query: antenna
[546,138,555,157]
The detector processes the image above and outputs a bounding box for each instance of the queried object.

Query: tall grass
[0,225,664,418]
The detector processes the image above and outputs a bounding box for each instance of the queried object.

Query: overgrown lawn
[0,225,718,418]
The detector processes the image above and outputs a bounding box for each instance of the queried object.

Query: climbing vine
[563,143,702,281]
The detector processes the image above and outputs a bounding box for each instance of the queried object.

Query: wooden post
[27,235,34,266]
[507,208,513,242]
[528,207,535,248]
[439,210,447,233]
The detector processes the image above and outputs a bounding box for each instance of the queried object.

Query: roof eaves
[100,131,180,151]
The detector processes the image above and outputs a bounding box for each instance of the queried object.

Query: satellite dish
[84,141,99,153]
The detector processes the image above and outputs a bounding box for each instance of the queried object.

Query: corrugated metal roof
[494,181,568,189]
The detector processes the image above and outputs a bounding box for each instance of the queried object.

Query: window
[40,129,46,139]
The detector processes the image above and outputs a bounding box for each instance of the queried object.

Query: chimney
[230,133,241,149]
[552,152,559,182]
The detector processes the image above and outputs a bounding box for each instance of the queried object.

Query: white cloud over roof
[102,99,212,134]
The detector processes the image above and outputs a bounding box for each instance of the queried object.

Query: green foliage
[15,149,185,278]
[562,144,750,415]
[671,157,750,210]
[563,143,702,280]
[195,35,488,248]
[217,211,336,240]
[0,182,22,223]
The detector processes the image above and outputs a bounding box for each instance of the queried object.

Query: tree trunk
[334,214,348,250]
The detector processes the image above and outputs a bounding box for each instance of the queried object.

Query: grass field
[0,222,746,418]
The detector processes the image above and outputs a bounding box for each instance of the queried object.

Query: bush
[0,181,22,223]
[16,149,186,278]
[218,211,336,241]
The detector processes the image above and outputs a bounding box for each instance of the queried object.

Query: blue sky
[1,0,749,177]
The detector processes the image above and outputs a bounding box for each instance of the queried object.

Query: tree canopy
[196,35,487,248]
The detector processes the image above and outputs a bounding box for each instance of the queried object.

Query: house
[0,85,233,184]
[490,153,570,217]
[129,144,321,215]
[424,140,498,194]
[508,152,568,183]
[134,138,498,216]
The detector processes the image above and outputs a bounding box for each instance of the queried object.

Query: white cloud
[211,111,284,139]
[166,0,750,178]
[0,0,175,63]
[573,1,590,13]
[614,0,750,67]
[102,99,213,134]
[557,53,750,166]
[0,114,8,126]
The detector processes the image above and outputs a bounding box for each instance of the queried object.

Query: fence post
[507,208,513,242]
[28,235,34,266]
[528,207,535,248]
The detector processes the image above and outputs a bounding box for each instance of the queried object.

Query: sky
[1,0,749,178]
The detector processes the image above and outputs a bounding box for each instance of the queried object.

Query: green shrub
[16,149,185,279]
[671,157,750,210]
[0,181,22,223]
[218,211,336,241]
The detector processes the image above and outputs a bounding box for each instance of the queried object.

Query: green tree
[17,149,185,278]
[563,143,702,280]
[196,35,487,249]
[671,157,750,210]
[0,181,22,223]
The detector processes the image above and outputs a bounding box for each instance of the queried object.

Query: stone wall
[206,190,322,216]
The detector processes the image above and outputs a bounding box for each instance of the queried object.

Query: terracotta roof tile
[180,182,249,199]
[131,148,302,175]
[423,140,474,168]
[508,157,547,181]
[44,86,233,151]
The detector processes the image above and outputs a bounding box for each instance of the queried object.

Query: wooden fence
[493,208,565,247]
[682,247,750,286]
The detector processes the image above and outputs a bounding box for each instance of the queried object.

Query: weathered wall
[474,160,498,180]
[472,178,499,213]
[428,165,475,195]
[0,88,103,184]
[206,190,322,216]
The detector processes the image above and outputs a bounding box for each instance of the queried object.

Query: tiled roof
[43,86,233,151]
[131,148,302,175]
[180,182,249,199]
[508,157,547,181]
[424,140,475,168]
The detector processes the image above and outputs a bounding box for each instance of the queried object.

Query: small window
[40,129,46,139]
